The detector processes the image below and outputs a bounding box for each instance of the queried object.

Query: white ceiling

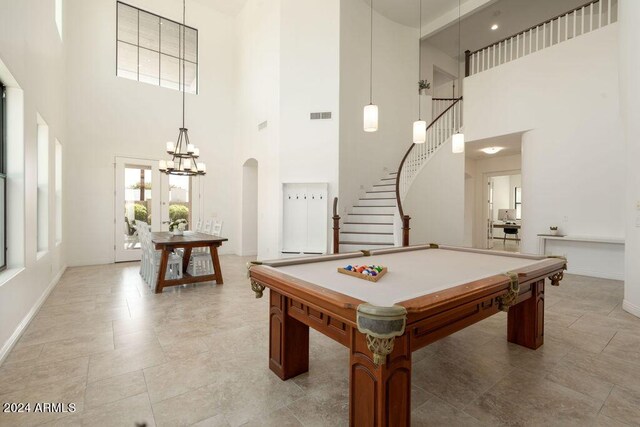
[364,0,478,28]
[425,0,590,58]
[465,132,522,160]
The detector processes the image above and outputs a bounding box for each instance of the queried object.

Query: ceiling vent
[310,112,332,120]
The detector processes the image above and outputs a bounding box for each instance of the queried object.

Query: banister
[395,97,463,220]
[465,0,604,77]
[332,197,340,254]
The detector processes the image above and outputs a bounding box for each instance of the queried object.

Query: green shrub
[169,204,189,222]
[134,203,148,223]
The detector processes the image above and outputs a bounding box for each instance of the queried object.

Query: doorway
[485,172,522,252]
[114,157,161,262]
[241,158,258,256]
[114,156,199,262]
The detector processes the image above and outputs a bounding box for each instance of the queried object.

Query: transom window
[116,2,198,94]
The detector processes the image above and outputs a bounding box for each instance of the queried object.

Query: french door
[114,157,198,262]
[114,158,162,262]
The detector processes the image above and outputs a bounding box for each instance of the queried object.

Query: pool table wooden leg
[507,279,545,349]
[269,290,309,380]
[349,329,412,427]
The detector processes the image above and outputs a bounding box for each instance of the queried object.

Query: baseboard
[623,299,640,319]
[565,267,624,281]
[0,265,67,365]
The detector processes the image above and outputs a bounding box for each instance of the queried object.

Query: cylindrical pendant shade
[166,142,175,153]
[363,104,379,132]
[452,132,465,153]
[167,161,175,170]
[413,120,427,144]
[159,160,167,171]
[184,159,192,170]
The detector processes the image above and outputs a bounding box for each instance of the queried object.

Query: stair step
[345,214,394,223]
[358,198,396,207]
[342,222,393,233]
[340,243,395,252]
[340,241,394,246]
[341,231,393,235]
[344,222,393,225]
[352,206,396,214]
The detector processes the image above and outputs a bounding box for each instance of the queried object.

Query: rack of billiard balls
[337,264,388,282]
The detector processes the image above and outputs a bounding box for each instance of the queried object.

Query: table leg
[269,290,309,380]
[507,279,545,349]
[349,329,411,426]
[182,247,192,274]
[209,244,224,284]
[155,249,170,294]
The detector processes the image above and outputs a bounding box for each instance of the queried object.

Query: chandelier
[159,0,206,176]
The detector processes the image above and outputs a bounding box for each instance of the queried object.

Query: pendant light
[363,0,379,132]
[452,0,465,154]
[159,0,206,176]
[413,0,426,144]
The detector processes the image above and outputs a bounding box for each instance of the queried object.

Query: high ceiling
[425,0,590,58]
[363,0,479,28]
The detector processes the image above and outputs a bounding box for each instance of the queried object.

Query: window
[0,83,6,271]
[55,140,62,245]
[515,187,522,220]
[55,0,63,40]
[37,115,49,254]
[116,2,198,94]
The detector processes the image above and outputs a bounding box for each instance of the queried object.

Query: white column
[620,0,640,318]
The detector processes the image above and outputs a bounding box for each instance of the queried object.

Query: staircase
[339,172,397,252]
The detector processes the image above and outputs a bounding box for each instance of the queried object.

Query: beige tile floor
[1,255,639,426]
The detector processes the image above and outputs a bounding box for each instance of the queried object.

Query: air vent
[310,112,332,120]
[258,121,268,130]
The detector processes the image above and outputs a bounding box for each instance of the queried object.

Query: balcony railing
[465,0,618,77]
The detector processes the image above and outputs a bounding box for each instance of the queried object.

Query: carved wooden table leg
[507,279,545,349]
[350,304,410,426]
[269,290,309,380]
[349,329,411,426]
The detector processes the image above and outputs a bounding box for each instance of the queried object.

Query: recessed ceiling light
[480,146,504,154]
[491,24,499,30]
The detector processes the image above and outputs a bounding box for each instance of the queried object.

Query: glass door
[114,157,161,262]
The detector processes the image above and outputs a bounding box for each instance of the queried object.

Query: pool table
[247,244,566,427]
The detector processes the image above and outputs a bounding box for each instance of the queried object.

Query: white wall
[235,0,281,260]
[65,0,238,265]
[279,0,340,255]
[421,41,459,98]
[0,0,67,361]
[234,0,339,259]
[402,139,465,246]
[240,159,258,256]
[339,0,418,220]
[620,0,640,317]
[464,25,625,277]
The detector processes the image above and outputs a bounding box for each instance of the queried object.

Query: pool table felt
[267,248,552,307]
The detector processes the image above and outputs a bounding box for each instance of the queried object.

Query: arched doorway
[241,158,258,256]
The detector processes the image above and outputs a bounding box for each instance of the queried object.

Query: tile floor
[1,255,639,426]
